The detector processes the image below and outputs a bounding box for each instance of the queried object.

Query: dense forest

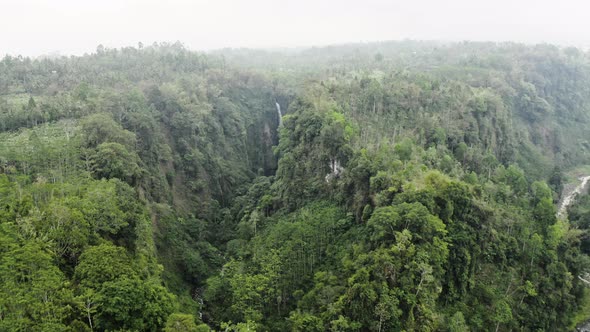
[1,40,590,331]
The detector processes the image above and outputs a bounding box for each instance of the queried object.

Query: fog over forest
[2,0,590,56]
[3,1,590,332]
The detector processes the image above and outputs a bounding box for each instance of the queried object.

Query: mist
[1,0,589,56]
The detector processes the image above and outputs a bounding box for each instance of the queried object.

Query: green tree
[394,138,413,163]
[91,142,141,183]
[164,313,200,332]
[0,224,72,331]
[80,113,136,149]
[74,243,137,288]
[448,311,469,332]
[95,277,176,331]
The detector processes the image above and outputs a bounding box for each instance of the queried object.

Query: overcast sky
[1,0,589,56]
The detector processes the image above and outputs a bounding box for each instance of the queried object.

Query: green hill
[1,41,590,331]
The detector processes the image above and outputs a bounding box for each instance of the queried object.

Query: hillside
[1,41,590,331]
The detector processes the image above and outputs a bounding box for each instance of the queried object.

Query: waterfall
[325,158,344,182]
[275,101,283,127]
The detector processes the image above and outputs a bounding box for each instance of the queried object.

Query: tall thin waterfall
[275,102,283,127]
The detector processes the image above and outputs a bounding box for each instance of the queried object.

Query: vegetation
[1,40,590,330]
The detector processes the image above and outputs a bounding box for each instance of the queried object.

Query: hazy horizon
[2,0,590,57]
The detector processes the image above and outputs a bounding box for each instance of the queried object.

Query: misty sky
[1,0,589,56]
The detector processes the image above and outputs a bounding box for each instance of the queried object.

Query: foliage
[1,41,590,331]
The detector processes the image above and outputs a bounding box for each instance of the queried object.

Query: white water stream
[275,102,283,127]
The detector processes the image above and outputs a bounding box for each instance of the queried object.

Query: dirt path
[558,176,590,218]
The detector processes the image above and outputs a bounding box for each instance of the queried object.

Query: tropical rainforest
[1,41,590,331]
